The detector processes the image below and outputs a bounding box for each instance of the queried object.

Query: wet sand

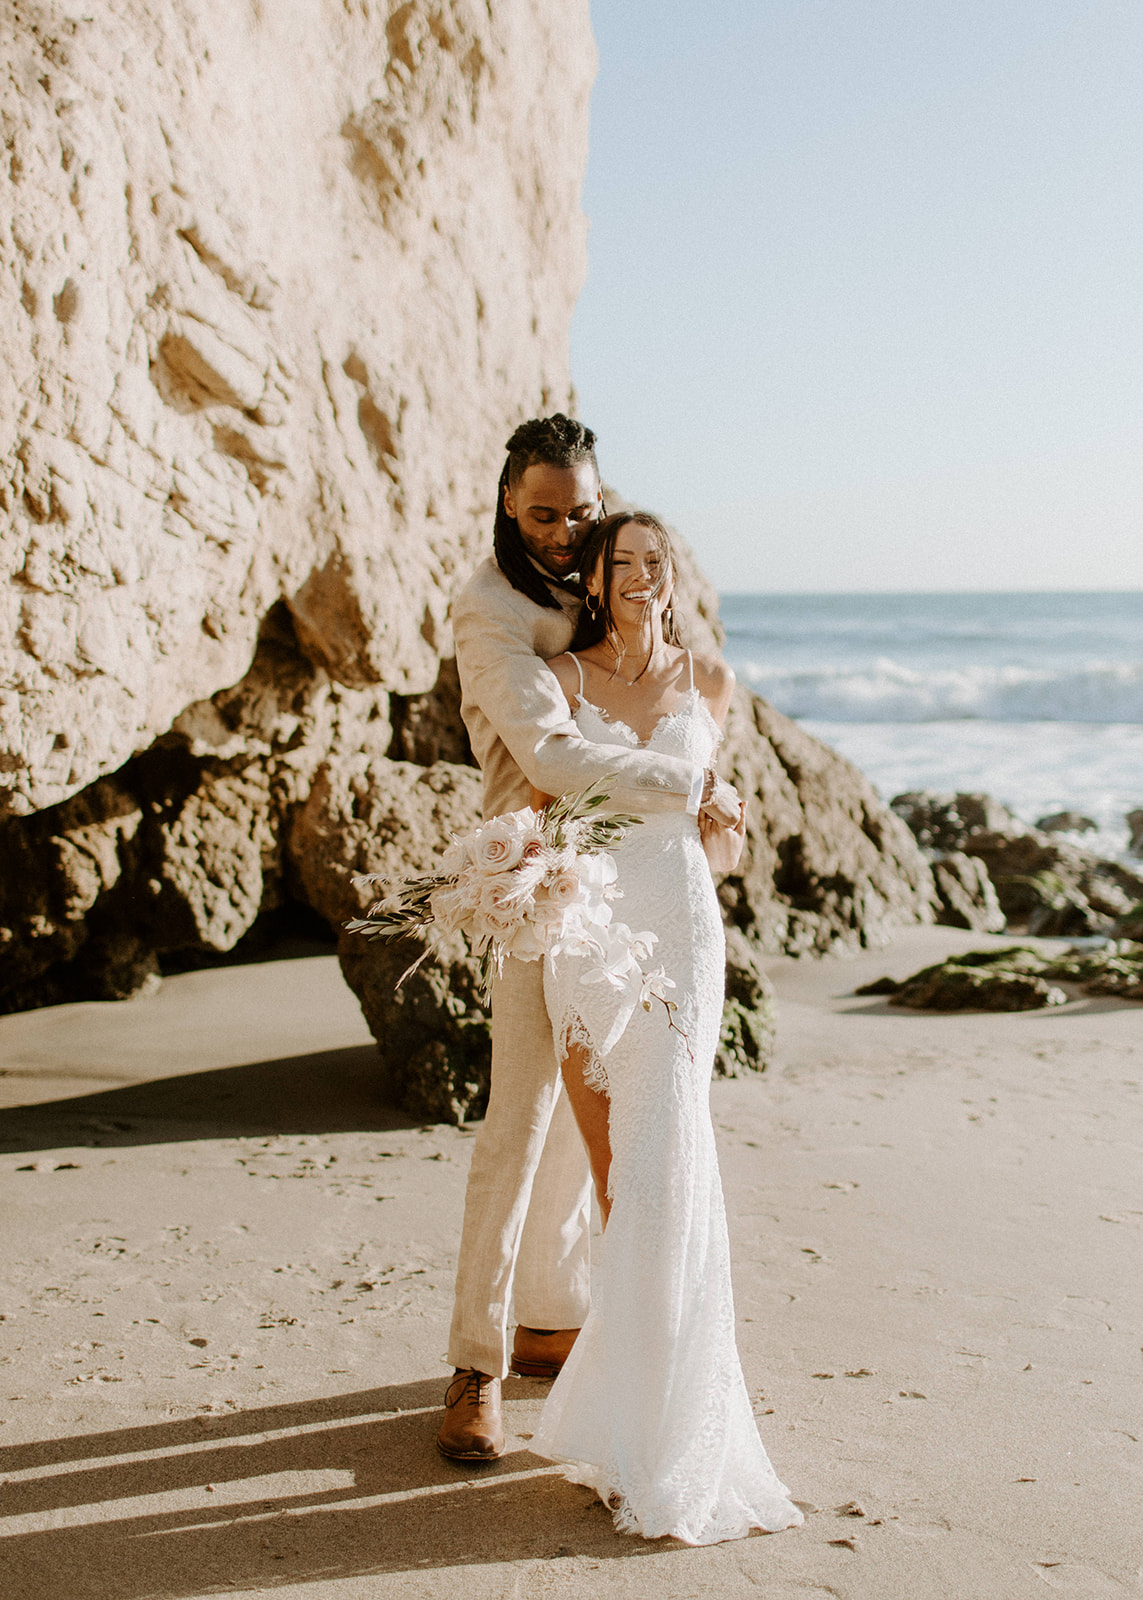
[1,927,1140,1599]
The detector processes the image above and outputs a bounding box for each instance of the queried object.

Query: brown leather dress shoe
[436,1369,504,1462]
[509,1325,580,1378]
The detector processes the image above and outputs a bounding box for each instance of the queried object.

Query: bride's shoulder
[545,651,582,702]
[690,651,735,724]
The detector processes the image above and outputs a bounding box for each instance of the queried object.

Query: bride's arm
[692,654,746,873]
[692,653,736,728]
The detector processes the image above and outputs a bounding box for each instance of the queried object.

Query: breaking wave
[735,658,1143,724]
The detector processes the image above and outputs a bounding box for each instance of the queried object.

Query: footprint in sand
[1032,1563,1136,1595]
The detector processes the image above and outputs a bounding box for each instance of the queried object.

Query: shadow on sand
[0,1379,654,1593]
[0,1044,419,1156]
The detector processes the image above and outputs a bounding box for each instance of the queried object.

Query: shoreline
[1,927,1140,1597]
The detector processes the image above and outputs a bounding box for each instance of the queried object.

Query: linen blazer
[453,557,703,822]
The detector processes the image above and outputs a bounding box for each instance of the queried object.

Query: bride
[529,511,803,1545]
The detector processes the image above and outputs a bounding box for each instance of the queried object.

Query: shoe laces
[450,1368,493,1408]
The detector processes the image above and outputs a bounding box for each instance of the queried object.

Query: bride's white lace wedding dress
[532,656,803,1546]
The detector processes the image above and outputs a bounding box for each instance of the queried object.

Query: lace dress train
[531,673,802,1546]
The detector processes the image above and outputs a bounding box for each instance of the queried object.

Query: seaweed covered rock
[856,947,1066,1011]
[1035,941,1143,1001]
[857,941,1143,1011]
[717,928,777,1078]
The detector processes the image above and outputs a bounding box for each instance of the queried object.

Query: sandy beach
[1,927,1140,1600]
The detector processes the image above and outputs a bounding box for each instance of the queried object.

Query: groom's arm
[454,587,704,816]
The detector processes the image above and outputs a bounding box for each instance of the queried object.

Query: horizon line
[715,587,1143,598]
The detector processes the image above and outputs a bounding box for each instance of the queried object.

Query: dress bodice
[573,687,720,770]
[566,648,721,774]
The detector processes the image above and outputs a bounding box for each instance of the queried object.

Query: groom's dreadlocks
[493,414,600,611]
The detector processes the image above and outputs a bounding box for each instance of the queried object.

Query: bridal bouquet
[344,782,677,1021]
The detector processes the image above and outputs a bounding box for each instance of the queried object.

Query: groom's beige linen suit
[448,555,706,1379]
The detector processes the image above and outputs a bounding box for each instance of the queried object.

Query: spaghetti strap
[686,650,695,692]
[570,653,585,700]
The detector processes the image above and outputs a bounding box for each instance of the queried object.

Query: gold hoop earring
[586,594,601,616]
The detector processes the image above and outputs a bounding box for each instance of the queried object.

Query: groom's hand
[700,771,741,828]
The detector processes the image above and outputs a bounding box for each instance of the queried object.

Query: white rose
[471,816,527,873]
[439,836,473,876]
[476,876,528,931]
[545,868,583,907]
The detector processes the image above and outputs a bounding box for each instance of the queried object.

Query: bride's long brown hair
[568,512,683,680]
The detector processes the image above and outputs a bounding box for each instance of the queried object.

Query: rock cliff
[3,0,593,817]
[1,2,939,1118]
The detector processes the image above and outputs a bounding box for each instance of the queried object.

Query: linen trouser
[447,953,592,1380]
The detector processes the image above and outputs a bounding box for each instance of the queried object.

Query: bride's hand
[699,771,741,827]
[699,801,747,874]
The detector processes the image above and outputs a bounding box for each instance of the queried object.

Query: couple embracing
[438,414,802,1546]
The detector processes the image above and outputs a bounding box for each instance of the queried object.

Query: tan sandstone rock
[2,0,594,817]
[1,2,939,1113]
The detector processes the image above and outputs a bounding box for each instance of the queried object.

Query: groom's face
[504,462,602,579]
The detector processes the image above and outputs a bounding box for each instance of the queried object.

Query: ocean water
[719,592,1143,859]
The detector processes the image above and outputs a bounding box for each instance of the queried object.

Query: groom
[440,414,741,1461]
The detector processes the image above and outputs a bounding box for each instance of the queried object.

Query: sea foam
[719,592,1143,851]
[736,658,1143,724]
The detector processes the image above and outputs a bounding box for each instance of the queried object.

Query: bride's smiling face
[587,520,673,628]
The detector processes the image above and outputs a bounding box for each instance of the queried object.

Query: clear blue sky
[572,1,1143,592]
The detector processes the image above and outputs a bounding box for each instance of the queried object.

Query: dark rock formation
[890,791,1021,854]
[891,788,1143,937]
[0,605,395,1010]
[960,830,1143,934]
[1111,906,1143,942]
[718,929,777,1080]
[1036,811,1097,835]
[289,757,492,1124]
[930,852,1006,934]
[718,694,936,957]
